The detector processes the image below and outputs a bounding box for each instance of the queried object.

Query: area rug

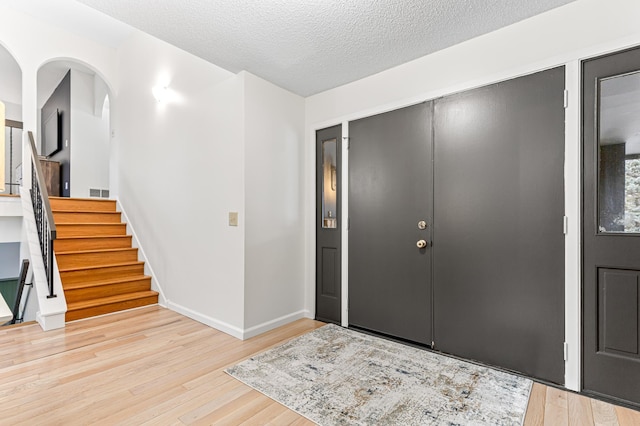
[225,324,532,425]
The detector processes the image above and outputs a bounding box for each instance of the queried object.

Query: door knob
[417,220,427,230]
[416,239,427,249]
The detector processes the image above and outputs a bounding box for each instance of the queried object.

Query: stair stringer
[19,188,67,330]
[116,200,167,307]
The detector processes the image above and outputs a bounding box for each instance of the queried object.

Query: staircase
[50,197,158,321]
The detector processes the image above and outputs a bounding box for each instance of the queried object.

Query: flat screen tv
[42,109,61,157]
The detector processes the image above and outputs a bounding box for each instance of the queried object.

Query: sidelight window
[321,138,338,229]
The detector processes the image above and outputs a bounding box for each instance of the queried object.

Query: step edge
[63,275,151,290]
[55,235,131,241]
[52,210,121,214]
[66,291,159,311]
[56,247,138,256]
[56,223,126,227]
[59,261,145,273]
[49,197,115,202]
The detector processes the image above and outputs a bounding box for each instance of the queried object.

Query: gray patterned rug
[226,324,531,425]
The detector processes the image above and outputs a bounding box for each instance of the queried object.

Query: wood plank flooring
[0,306,637,425]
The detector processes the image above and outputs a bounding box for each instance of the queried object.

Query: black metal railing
[10,259,30,325]
[27,131,57,299]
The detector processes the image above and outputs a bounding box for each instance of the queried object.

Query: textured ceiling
[77,0,577,96]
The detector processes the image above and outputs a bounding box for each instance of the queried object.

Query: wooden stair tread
[56,222,124,226]
[52,209,120,213]
[56,247,137,256]
[59,261,145,273]
[63,275,150,290]
[55,235,130,240]
[49,196,114,202]
[67,291,158,311]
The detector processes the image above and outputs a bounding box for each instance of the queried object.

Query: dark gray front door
[316,125,342,324]
[433,67,566,384]
[583,46,640,406]
[349,103,433,345]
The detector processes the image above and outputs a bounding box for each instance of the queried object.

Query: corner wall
[115,31,247,335]
[242,72,306,337]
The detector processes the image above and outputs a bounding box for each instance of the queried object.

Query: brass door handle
[417,240,427,249]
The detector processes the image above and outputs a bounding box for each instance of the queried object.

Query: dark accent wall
[41,70,71,197]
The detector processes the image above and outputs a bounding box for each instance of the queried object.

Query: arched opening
[37,60,112,198]
[0,44,24,321]
[0,45,22,196]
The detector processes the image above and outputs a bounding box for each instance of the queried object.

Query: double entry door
[347,67,566,384]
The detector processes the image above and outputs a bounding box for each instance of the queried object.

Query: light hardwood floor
[0,306,637,425]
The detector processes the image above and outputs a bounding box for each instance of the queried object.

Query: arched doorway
[37,60,112,198]
[0,44,22,196]
[0,44,24,320]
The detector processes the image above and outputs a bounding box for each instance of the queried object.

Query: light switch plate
[229,212,238,226]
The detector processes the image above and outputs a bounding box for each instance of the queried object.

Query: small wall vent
[89,188,110,198]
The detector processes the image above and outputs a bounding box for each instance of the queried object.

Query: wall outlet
[229,212,238,227]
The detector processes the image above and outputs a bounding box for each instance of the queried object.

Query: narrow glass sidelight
[598,70,640,233]
[322,138,338,229]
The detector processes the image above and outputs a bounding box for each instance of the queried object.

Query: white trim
[116,199,167,307]
[564,61,581,392]
[341,121,349,327]
[20,187,66,331]
[242,309,311,340]
[167,300,244,340]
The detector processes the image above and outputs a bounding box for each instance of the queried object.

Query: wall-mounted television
[42,109,61,157]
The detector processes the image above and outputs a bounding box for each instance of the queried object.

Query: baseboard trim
[167,300,244,339]
[242,309,310,340]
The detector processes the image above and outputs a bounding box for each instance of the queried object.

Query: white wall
[0,242,20,279]
[303,0,640,392]
[0,196,22,244]
[242,72,306,336]
[70,69,110,198]
[2,101,22,195]
[115,31,247,335]
[2,101,21,121]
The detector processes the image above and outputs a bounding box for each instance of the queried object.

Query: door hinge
[563,216,569,235]
[431,340,435,348]
[563,90,569,108]
[343,136,350,149]
[564,342,568,361]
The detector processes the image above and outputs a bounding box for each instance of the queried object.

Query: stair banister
[27,131,57,299]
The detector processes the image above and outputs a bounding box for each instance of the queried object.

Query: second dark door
[433,67,566,384]
[583,46,640,406]
[349,103,433,345]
